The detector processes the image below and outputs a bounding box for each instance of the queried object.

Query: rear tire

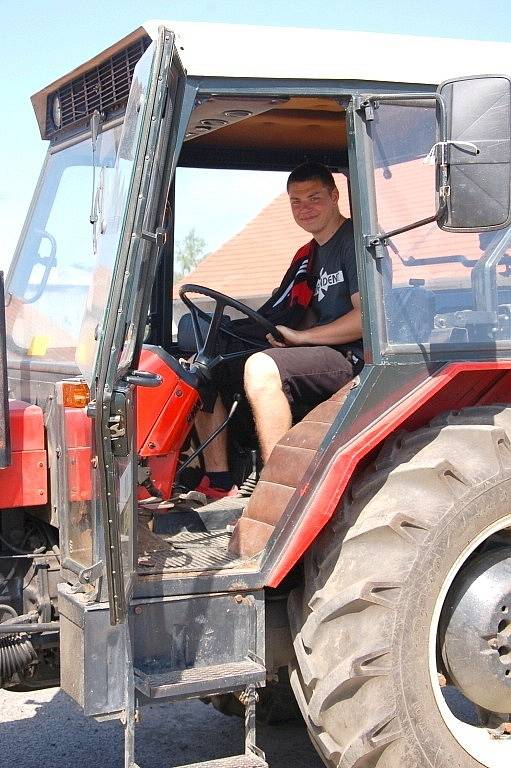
[289,407,511,767]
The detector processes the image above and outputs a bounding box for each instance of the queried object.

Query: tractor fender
[264,360,511,586]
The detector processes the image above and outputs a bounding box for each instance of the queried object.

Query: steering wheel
[179,284,284,375]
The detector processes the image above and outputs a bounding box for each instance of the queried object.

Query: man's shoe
[195,476,239,500]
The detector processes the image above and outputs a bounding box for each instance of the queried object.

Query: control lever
[175,395,240,479]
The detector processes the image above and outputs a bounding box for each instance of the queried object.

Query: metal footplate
[125,683,267,768]
[180,755,268,768]
[176,685,267,768]
[134,658,266,700]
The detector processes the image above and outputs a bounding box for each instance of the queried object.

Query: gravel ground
[0,686,323,768]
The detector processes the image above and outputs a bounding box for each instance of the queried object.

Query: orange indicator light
[63,382,90,408]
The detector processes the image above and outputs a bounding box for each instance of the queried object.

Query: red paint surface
[136,347,200,498]
[64,408,93,502]
[268,362,511,587]
[136,348,199,458]
[8,400,44,451]
[0,400,47,507]
[64,407,92,448]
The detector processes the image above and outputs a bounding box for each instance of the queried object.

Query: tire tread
[289,408,511,767]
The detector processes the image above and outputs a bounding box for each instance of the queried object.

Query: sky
[2,0,511,273]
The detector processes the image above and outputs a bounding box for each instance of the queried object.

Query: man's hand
[266,325,304,347]
[266,293,362,349]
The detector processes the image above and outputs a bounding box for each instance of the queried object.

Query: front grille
[46,35,152,138]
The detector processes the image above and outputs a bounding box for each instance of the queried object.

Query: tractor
[2,20,511,768]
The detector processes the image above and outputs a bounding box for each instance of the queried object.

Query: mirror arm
[365,202,447,257]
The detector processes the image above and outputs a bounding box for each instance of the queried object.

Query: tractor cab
[5,21,511,768]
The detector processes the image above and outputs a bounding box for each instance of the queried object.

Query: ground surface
[0,686,323,768]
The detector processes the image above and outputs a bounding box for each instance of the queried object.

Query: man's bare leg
[194,396,229,472]
[243,352,291,464]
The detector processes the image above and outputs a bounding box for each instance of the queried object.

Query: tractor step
[179,754,268,768]
[134,658,266,699]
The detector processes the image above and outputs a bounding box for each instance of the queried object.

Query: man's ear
[331,186,340,203]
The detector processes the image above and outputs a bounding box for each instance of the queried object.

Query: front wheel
[289,406,511,767]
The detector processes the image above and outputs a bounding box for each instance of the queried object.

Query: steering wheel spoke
[189,306,206,352]
[179,283,284,374]
[200,299,228,362]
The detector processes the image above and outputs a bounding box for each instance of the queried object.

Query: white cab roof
[143,20,511,85]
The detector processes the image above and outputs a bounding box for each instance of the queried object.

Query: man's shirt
[310,219,363,363]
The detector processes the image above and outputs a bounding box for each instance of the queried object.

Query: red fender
[267,362,511,586]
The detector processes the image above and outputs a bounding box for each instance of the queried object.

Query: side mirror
[437,74,511,232]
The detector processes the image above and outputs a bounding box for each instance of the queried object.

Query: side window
[372,102,511,349]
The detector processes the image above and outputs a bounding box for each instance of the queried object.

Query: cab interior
[137,88,511,583]
[137,93,353,581]
[178,95,348,169]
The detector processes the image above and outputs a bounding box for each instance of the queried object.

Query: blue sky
[2,0,511,270]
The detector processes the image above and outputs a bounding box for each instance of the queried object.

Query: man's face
[288,179,340,238]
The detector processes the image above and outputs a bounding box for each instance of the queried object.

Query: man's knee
[244,352,282,399]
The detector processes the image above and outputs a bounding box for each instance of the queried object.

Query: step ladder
[125,659,268,768]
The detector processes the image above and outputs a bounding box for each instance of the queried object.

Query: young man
[194,162,363,498]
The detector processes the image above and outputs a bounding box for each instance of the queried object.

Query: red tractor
[2,20,511,768]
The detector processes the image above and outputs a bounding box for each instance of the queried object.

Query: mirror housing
[437,74,511,232]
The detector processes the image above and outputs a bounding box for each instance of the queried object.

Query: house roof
[374,160,482,287]
[174,176,351,300]
[174,166,504,303]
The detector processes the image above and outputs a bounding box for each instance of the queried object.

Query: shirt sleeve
[342,222,359,296]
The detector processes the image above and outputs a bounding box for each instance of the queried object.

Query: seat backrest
[386,285,435,345]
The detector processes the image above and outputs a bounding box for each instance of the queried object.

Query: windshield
[6,125,122,367]
[75,42,155,382]
[372,101,511,352]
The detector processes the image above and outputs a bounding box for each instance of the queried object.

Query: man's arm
[267,292,362,347]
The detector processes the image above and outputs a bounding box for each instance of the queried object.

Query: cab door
[80,28,189,624]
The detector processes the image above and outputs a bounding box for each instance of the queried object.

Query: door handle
[124,370,162,388]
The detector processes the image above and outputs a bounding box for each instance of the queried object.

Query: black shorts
[262,346,354,416]
[213,342,354,420]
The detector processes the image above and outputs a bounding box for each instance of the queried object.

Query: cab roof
[142,20,511,84]
[31,21,511,139]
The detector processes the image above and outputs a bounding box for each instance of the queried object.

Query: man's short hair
[287,162,336,192]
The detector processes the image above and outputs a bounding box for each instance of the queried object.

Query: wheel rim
[429,514,511,766]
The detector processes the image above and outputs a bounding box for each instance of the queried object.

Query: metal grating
[46,35,152,137]
[137,524,259,576]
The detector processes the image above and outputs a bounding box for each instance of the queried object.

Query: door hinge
[354,96,377,121]
[109,390,129,456]
[77,560,104,586]
[141,226,167,247]
[108,414,126,439]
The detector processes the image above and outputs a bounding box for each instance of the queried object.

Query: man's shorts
[262,345,354,418]
[213,342,354,421]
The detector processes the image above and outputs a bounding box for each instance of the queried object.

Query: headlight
[51,95,62,130]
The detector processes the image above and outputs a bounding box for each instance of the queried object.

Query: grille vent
[46,35,152,137]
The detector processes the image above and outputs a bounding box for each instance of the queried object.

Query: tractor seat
[386,282,435,345]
